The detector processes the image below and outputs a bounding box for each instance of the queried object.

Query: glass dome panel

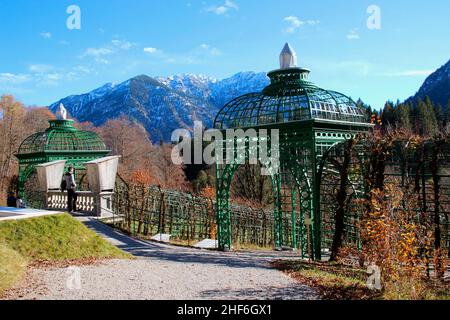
[214,68,369,130]
[17,120,109,155]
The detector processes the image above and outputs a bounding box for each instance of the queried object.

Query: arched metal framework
[214,67,373,259]
[15,119,110,196]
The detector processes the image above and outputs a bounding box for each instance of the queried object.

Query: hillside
[409,59,450,108]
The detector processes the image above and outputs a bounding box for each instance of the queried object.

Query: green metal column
[273,172,284,248]
[291,188,298,249]
[312,136,321,261]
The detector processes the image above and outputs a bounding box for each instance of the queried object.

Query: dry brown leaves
[0,257,110,300]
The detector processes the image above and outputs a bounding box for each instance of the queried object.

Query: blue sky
[0,0,449,109]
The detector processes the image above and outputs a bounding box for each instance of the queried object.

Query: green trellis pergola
[15,119,110,197]
[213,52,373,260]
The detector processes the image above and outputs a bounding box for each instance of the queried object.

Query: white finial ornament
[279,43,298,69]
[56,103,68,120]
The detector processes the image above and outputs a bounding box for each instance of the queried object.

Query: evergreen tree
[434,104,445,131]
[425,96,438,134]
[416,97,438,136]
[445,100,450,128]
[357,98,373,122]
[394,103,412,132]
[381,101,395,131]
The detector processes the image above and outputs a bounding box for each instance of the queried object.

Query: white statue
[56,103,68,120]
[279,43,298,69]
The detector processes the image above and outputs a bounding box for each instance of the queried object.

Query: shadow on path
[200,284,317,300]
[81,218,302,271]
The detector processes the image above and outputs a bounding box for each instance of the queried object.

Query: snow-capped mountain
[49,72,269,142]
[409,59,450,108]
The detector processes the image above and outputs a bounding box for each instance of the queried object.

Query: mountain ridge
[49,72,270,142]
[408,59,450,108]
[50,59,450,142]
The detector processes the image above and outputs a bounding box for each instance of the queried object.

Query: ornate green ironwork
[15,119,110,196]
[215,68,367,130]
[214,45,373,259]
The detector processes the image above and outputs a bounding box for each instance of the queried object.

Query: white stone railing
[46,191,95,212]
[45,191,114,218]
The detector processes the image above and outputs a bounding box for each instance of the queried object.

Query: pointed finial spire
[56,103,68,120]
[279,43,298,69]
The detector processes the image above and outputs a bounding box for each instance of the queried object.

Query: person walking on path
[65,166,78,213]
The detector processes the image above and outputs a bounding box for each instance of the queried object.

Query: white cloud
[0,72,63,88]
[347,29,360,40]
[73,65,92,74]
[306,20,320,26]
[43,73,62,81]
[29,64,53,73]
[80,38,135,64]
[212,6,227,15]
[225,0,238,10]
[112,39,134,50]
[40,32,52,39]
[205,0,239,15]
[83,47,113,57]
[284,16,303,33]
[144,47,159,54]
[34,73,64,87]
[199,44,222,56]
[81,47,113,64]
[378,70,434,77]
[0,64,96,90]
[283,16,319,33]
[143,44,222,65]
[0,73,32,84]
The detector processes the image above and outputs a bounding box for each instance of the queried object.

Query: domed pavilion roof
[214,43,369,130]
[17,119,109,156]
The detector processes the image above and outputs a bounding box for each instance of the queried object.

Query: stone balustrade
[46,191,95,212]
[45,191,114,218]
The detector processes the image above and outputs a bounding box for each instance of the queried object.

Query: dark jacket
[7,195,17,207]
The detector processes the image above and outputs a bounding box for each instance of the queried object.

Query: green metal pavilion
[214,43,374,259]
[15,112,110,196]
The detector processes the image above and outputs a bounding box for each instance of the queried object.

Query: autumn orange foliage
[0,95,56,204]
[130,170,153,186]
[200,186,217,239]
[361,185,425,283]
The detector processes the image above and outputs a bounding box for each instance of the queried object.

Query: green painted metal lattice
[15,119,110,196]
[214,66,373,259]
[215,68,366,130]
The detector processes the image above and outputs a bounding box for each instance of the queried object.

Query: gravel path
[11,218,318,300]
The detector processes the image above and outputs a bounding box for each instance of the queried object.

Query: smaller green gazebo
[15,105,110,196]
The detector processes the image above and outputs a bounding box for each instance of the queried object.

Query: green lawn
[0,213,131,295]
